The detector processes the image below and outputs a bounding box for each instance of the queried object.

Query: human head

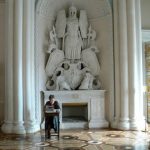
[69,5,77,18]
[49,95,55,103]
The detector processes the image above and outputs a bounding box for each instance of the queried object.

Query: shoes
[52,128,57,133]
[53,128,57,133]
[45,130,50,139]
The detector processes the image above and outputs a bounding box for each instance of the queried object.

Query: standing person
[44,95,60,138]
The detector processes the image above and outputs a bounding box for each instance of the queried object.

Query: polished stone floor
[0,129,150,150]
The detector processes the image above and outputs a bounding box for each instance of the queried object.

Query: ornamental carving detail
[45,5,101,90]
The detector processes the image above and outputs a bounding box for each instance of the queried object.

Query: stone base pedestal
[1,122,26,134]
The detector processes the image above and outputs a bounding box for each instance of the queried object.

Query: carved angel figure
[55,5,88,60]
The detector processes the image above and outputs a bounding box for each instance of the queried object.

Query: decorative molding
[36,0,112,19]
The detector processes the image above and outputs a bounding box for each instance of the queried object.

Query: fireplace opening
[62,103,88,122]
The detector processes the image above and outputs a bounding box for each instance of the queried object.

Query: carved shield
[55,10,66,38]
[64,63,83,90]
[79,10,88,38]
[82,48,100,76]
[45,49,64,77]
[56,61,89,90]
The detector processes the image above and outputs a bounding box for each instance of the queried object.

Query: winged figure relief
[45,5,101,90]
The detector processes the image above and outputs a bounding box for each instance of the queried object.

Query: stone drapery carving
[45,5,101,90]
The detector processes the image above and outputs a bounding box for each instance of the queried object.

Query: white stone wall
[141,0,150,29]
[0,1,5,125]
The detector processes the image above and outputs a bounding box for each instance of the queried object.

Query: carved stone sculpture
[55,74,71,91]
[45,5,101,90]
[79,72,94,90]
[55,5,88,60]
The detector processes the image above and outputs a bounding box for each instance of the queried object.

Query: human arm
[54,101,60,109]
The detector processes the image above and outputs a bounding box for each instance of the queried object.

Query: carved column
[127,0,145,129]
[23,0,39,133]
[1,0,14,133]
[12,0,25,134]
[136,0,145,129]
[111,0,121,128]
[118,0,130,129]
[2,0,39,134]
[2,0,25,134]
[126,0,137,128]
[112,0,145,130]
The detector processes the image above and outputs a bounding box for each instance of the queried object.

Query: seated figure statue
[79,72,94,90]
[55,73,71,90]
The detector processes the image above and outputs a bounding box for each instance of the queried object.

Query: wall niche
[35,0,114,124]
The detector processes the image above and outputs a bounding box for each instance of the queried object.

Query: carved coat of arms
[45,5,101,91]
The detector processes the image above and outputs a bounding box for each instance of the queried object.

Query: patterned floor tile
[0,129,149,150]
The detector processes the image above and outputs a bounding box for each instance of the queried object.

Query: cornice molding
[36,0,112,20]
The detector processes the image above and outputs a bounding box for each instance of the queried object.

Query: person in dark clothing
[44,95,60,138]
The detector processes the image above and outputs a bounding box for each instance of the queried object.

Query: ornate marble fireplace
[43,90,108,129]
[41,5,109,129]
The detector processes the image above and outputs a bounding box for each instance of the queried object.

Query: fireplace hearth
[62,103,88,123]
